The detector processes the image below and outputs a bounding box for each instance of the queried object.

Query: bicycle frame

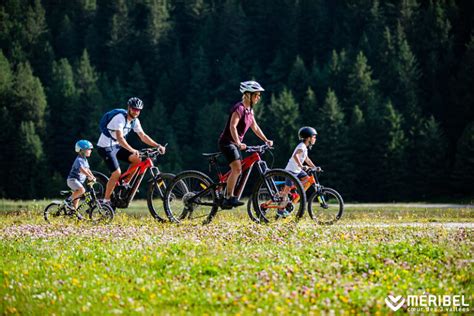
[114,157,161,208]
[215,151,269,200]
[185,148,276,208]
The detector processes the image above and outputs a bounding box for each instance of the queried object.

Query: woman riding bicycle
[218,81,273,209]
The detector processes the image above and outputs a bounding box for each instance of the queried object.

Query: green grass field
[1,200,473,315]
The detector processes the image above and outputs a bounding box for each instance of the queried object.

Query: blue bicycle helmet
[75,140,94,153]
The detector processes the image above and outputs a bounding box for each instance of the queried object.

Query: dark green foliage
[451,122,474,195]
[0,0,472,200]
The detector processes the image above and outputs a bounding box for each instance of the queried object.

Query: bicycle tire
[163,170,217,224]
[307,187,344,225]
[147,172,175,221]
[252,169,306,224]
[44,202,69,224]
[88,202,115,224]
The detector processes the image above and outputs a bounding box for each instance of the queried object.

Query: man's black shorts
[97,145,133,172]
[218,142,242,164]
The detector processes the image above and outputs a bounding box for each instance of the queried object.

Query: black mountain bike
[44,180,114,224]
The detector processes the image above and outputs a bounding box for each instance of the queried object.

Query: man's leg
[105,169,121,200]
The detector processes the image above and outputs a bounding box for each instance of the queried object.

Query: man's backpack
[99,109,136,140]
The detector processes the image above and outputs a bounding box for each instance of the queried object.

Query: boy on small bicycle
[66,140,96,213]
[279,127,318,216]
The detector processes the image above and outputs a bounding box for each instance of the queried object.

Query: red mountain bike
[93,147,174,221]
[163,144,306,224]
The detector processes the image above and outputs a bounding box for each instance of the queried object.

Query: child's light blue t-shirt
[67,156,89,183]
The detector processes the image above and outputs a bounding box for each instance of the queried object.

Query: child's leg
[67,179,85,210]
[71,187,85,209]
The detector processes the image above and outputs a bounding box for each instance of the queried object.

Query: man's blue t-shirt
[67,156,90,183]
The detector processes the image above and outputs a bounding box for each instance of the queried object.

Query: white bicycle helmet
[239,81,265,93]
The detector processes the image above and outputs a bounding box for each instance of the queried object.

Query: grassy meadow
[1,199,473,315]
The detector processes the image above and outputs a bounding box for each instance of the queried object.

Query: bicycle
[93,147,175,221]
[163,144,306,225]
[44,180,114,224]
[247,167,344,224]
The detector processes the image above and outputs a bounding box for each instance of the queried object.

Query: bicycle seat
[202,152,222,159]
[60,190,71,196]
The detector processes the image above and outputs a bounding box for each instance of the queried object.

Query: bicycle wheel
[252,169,306,224]
[307,187,344,225]
[163,170,217,224]
[246,187,272,223]
[92,171,108,199]
[44,202,70,224]
[88,202,115,224]
[147,173,175,221]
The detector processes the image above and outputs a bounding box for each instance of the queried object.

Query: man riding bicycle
[97,97,166,205]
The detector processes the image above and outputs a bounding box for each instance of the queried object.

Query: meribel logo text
[385,294,470,312]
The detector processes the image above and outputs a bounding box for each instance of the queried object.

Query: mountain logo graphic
[385,295,405,311]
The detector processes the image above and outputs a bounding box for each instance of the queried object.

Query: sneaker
[74,210,84,220]
[277,209,290,218]
[221,197,244,209]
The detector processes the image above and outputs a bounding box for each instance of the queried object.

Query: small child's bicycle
[248,167,344,225]
[44,180,114,224]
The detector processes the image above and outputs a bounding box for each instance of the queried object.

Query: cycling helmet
[239,81,265,94]
[75,140,93,153]
[298,126,317,140]
[127,97,144,110]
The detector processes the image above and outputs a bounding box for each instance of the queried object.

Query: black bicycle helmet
[127,97,144,110]
[298,126,317,139]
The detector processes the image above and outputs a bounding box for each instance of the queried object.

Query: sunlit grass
[0,200,473,314]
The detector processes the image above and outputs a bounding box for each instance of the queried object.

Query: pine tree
[75,49,103,140]
[46,58,78,176]
[288,55,310,105]
[0,50,13,101]
[315,88,351,193]
[10,121,45,198]
[365,100,407,200]
[348,105,369,201]
[195,100,227,153]
[412,116,449,198]
[347,51,379,114]
[260,88,300,167]
[10,62,47,132]
[451,122,474,195]
[124,61,149,103]
[300,87,317,126]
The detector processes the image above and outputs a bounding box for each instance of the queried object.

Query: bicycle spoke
[147,173,175,221]
[308,188,344,225]
[164,171,217,223]
[252,169,306,224]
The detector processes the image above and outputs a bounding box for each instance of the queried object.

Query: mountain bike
[44,180,114,224]
[163,144,306,224]
[247,167,344,224]
[93,147,174,221]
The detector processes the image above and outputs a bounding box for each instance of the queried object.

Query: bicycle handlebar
[139,143,167,159]
[307,166,323,174]
[245,144,273,153]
